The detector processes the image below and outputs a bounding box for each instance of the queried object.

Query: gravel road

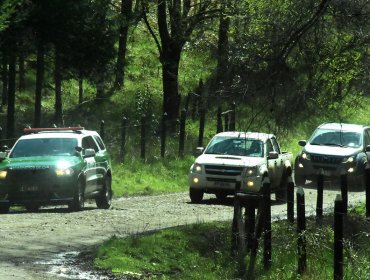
[0,187,366,280]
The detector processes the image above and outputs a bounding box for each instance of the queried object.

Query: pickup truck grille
[204,165,243,176]
[311,155,342,164]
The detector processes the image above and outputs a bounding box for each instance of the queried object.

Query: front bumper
[189,172,262,194]
[0,169,77,206]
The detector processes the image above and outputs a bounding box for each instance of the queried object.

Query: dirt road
[0,187,366,279]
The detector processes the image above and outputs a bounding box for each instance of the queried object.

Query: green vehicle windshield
[10,138,78,158]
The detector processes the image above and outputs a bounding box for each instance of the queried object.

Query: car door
[271,137,283,186]
[266,139,277,183]
[82,136,99,194]
[93,135,109,190]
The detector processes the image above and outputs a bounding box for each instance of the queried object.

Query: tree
[143,0,219,122]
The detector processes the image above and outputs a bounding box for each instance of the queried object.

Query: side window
[93,135,106,151]
[365,130,370,148]
[271,137,281,154]
[266,140,274,155]
[82,136,99,152]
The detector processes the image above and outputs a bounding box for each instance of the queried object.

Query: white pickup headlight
[55,161,74,176]
[243,167,257,177]
[192,163,202,174]
[342,156,355,163]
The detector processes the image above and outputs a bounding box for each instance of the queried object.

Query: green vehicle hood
[0,156,81,169]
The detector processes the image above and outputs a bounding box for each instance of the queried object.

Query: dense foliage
[0,0,369,139]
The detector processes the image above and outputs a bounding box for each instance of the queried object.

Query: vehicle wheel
[0,203,10,214]
[215,192,227,201]
[96,175,112,209]
[69,180,84,212]
[25,204,40,212]
[189,188,204,203]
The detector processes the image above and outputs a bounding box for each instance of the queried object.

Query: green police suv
[0,127,112,213]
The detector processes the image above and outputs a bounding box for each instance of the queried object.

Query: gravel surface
[0,187,366,279]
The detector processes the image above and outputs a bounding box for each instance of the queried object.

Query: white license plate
[213,181,232,188]
[19,185,38,192]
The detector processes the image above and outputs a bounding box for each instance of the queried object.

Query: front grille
[206,177,236,183]
[204,165,243,176]
[311,155,342,164]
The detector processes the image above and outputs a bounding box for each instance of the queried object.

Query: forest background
[0,0,369,195]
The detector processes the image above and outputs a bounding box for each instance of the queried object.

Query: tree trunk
[18,52,26,92]
[34,43,44,128]
[1,51,8,106]
[54,49,63,126]
[78,76,83,104]
[115,0,133,89]
[161,49,181,123]
[6,48,16,139]
[216,0,230,87]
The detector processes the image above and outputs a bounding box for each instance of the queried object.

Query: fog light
[193,177,199,184]
[299,163,304,168]
[247,181,254,187]
[348,167,354,173]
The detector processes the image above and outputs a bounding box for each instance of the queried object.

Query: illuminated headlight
[55,161,74,176]
[193,177,199,184]
[244,167,257,177]
[247,181,254,187]
[301,152,310,160]
[192,163,202,174]
[0,170,7,179]
[343,156,355,163]
[348,167,354,173]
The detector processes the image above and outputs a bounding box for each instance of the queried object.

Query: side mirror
[268,151,279,160]
[366,145,370,152]
[298,140,307,147]
[194,147,204,157]
[84,148,96,158]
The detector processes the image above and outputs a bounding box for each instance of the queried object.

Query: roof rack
[23,127,85,134]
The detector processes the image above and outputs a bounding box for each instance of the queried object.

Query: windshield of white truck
[205,137,264,157]
[309,129,362,148]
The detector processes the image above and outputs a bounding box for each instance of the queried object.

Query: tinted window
[309,128,362,148]
[204,136,264,157]
[271,137,281,154]
[266,140,274,155]
[82,136,99,152]
[93,135,106,150]
[10,138,77,158]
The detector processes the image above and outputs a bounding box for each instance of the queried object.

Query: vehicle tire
[215,192,227,201]
[189,188,204,203]
[96,175,112,209]
[69,179,85,212]
[0,203,10,214]
[25,204,40,212]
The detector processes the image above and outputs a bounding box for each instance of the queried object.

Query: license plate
[19,185,38,192]
[213,181,232,188]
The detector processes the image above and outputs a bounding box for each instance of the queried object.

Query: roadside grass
[95,210,370,279]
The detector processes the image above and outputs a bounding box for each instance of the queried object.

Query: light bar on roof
[23,127,84,133]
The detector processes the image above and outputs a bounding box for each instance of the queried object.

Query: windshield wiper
[322,143,344,147]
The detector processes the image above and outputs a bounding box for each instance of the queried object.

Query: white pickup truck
[188,132,293,203]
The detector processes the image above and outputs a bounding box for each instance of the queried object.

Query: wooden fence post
[216,106,223,133]
[297,187,306,275]
[334,194,344,280]
[179,109,186,157]
[245,202,255,251]
[231,180,242,255]
[365,165,370,218]
[198,107,205,147]
[160,112,167,158]
[340,172,348,215]
[140,114,146,161]
[120,116,127,162]
[224,113,229,131]
[287,176,295,223]
[230,102,236,131]
[0,127,2,140]
[100,120,105,140]
[316,169,324,222]
[263,178,272,270]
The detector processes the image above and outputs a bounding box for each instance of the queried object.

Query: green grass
[95,211,370,279]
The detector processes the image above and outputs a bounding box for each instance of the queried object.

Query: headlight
[192,163,202,174]
[342,156,355,163]
[0,170,7,179]
[55,160,74,176]
[301,152,310,160]
[55,167,74,176]
[243,167,257,177]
